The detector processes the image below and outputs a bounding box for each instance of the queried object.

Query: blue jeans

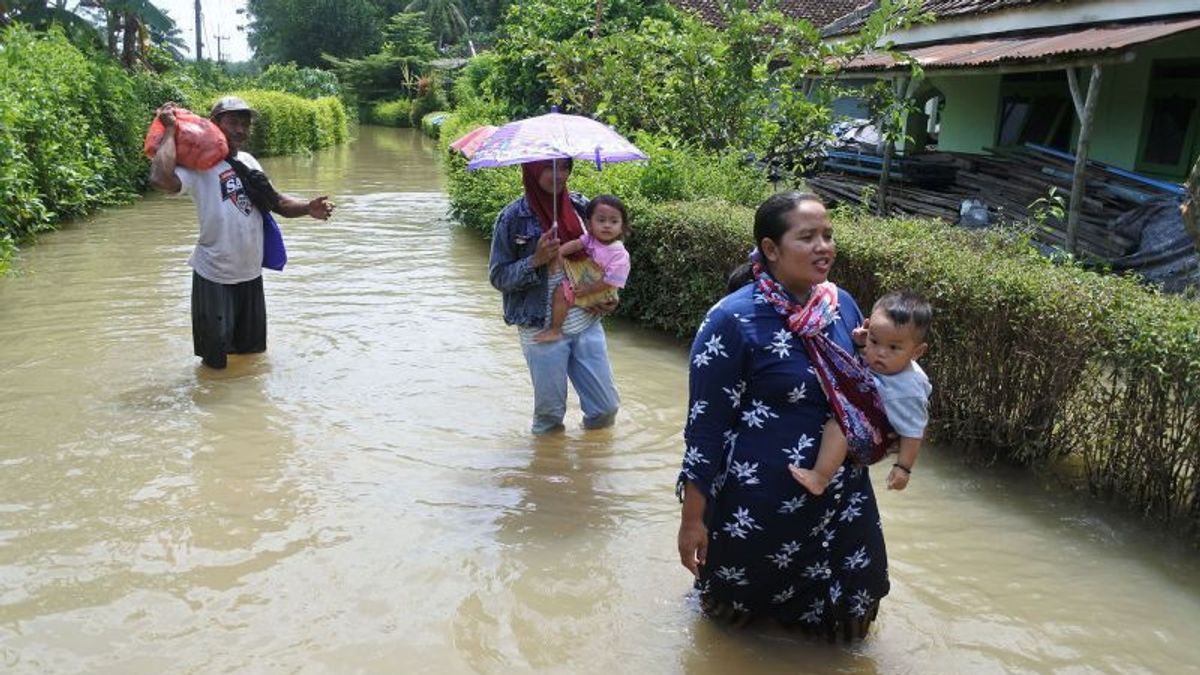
[520,321,620,434]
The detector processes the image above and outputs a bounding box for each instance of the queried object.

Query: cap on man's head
[209,96,256,120]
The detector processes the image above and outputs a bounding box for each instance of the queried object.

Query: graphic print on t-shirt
[219,167,254,216]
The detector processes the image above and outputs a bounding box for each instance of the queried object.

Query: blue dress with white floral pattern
[678,283,889,628]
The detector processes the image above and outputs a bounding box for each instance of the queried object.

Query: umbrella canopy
[466,111,647,171]
[448,125,498,159]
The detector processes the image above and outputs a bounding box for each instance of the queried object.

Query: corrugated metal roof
[841,17,1200,71]
[825,0,1062,36]
[670,0,862,28]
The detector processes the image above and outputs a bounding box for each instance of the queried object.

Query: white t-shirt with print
[175,152,264,284]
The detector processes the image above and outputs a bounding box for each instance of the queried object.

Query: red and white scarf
[753,257,893,465]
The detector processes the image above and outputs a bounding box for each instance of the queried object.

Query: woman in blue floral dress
[676,192,890,639]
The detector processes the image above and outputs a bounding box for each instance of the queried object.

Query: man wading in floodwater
[150,97,335,369]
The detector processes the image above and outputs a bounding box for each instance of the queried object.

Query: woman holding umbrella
[476,110,646,434]
[488,157,621,434]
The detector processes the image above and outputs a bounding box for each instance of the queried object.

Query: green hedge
[440,113,1200,538]
[370,98,413,127]
[420,111,451,138]
[0,25,170,272]
[206,90,349,157]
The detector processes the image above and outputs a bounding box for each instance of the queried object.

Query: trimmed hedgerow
[441,114,1200,537]
[206,90,349,157]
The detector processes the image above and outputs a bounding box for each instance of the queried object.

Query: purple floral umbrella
[466,109,647,170]
[466,108,647,229]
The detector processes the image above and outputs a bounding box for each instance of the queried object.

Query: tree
[1,0,184,68]
[404,0,466,48]
[245,0,382,67]
[325,12,437,102]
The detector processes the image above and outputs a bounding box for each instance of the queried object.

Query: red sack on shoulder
[143,108,229,170]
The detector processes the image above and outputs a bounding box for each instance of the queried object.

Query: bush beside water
[370,98,413,127]
[208,90,349,157]
[440,112,1200,539]
[0,26,155,268]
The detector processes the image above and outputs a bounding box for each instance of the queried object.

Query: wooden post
[1066,64,1103,256]
[878,76,918,216]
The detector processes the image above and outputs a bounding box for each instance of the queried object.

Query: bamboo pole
[1066,64,1103,256]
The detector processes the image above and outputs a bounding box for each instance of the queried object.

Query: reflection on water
[1,127,1198,673]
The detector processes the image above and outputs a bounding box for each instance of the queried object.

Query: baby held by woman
[791,291,933,494]
[535,195,631,343]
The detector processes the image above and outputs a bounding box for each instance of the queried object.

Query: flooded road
[1,127,1197,673]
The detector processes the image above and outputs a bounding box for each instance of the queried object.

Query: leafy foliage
[0,25,147,258]
[1,0,186,66]
[325,12,437,105]
[485,0,675,119]
[370,98,414,127]
[447,52,507,123]
[404,0,467,47]
[537,0,925,176]
[245,0,383,67]
[255,63,342,99]
[204,89,350,155]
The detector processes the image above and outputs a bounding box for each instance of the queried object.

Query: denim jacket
[489,191,589,328]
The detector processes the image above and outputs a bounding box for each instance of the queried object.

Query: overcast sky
[154,0,253,62]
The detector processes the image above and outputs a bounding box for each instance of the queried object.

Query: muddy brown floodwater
[1,127,1197,674]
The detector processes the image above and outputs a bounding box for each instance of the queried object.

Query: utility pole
[213,28,230,63]
[194,0,203,61]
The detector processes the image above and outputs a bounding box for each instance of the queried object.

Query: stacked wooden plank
[811,145,1184,261]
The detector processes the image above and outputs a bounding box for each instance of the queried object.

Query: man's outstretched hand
[308,196,335,220]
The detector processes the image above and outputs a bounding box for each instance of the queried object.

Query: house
[825,0,1200,182]
[670,0,863,29]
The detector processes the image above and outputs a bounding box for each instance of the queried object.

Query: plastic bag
[143,108,229,170]
[262,211,287,271]
[958,198,991,228]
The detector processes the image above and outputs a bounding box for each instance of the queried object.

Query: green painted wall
[930,74,1002,154]
[1092,32,1200,175]
[929,30,1200,176]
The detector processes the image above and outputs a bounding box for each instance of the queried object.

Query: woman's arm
[678,481,709,577]
[677,304,747,575]
[488,204,557,292]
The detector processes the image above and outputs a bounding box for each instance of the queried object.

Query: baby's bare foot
[788,464,829,496]
[534,329,563,343]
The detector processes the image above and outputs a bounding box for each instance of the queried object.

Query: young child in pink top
[535,194,632,343]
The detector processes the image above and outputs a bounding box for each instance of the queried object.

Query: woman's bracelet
[892,463,912,475]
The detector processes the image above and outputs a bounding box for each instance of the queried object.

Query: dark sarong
[191,271,267,369]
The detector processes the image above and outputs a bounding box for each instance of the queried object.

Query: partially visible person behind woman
[676,192,890,639]
[488,158,621,435]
